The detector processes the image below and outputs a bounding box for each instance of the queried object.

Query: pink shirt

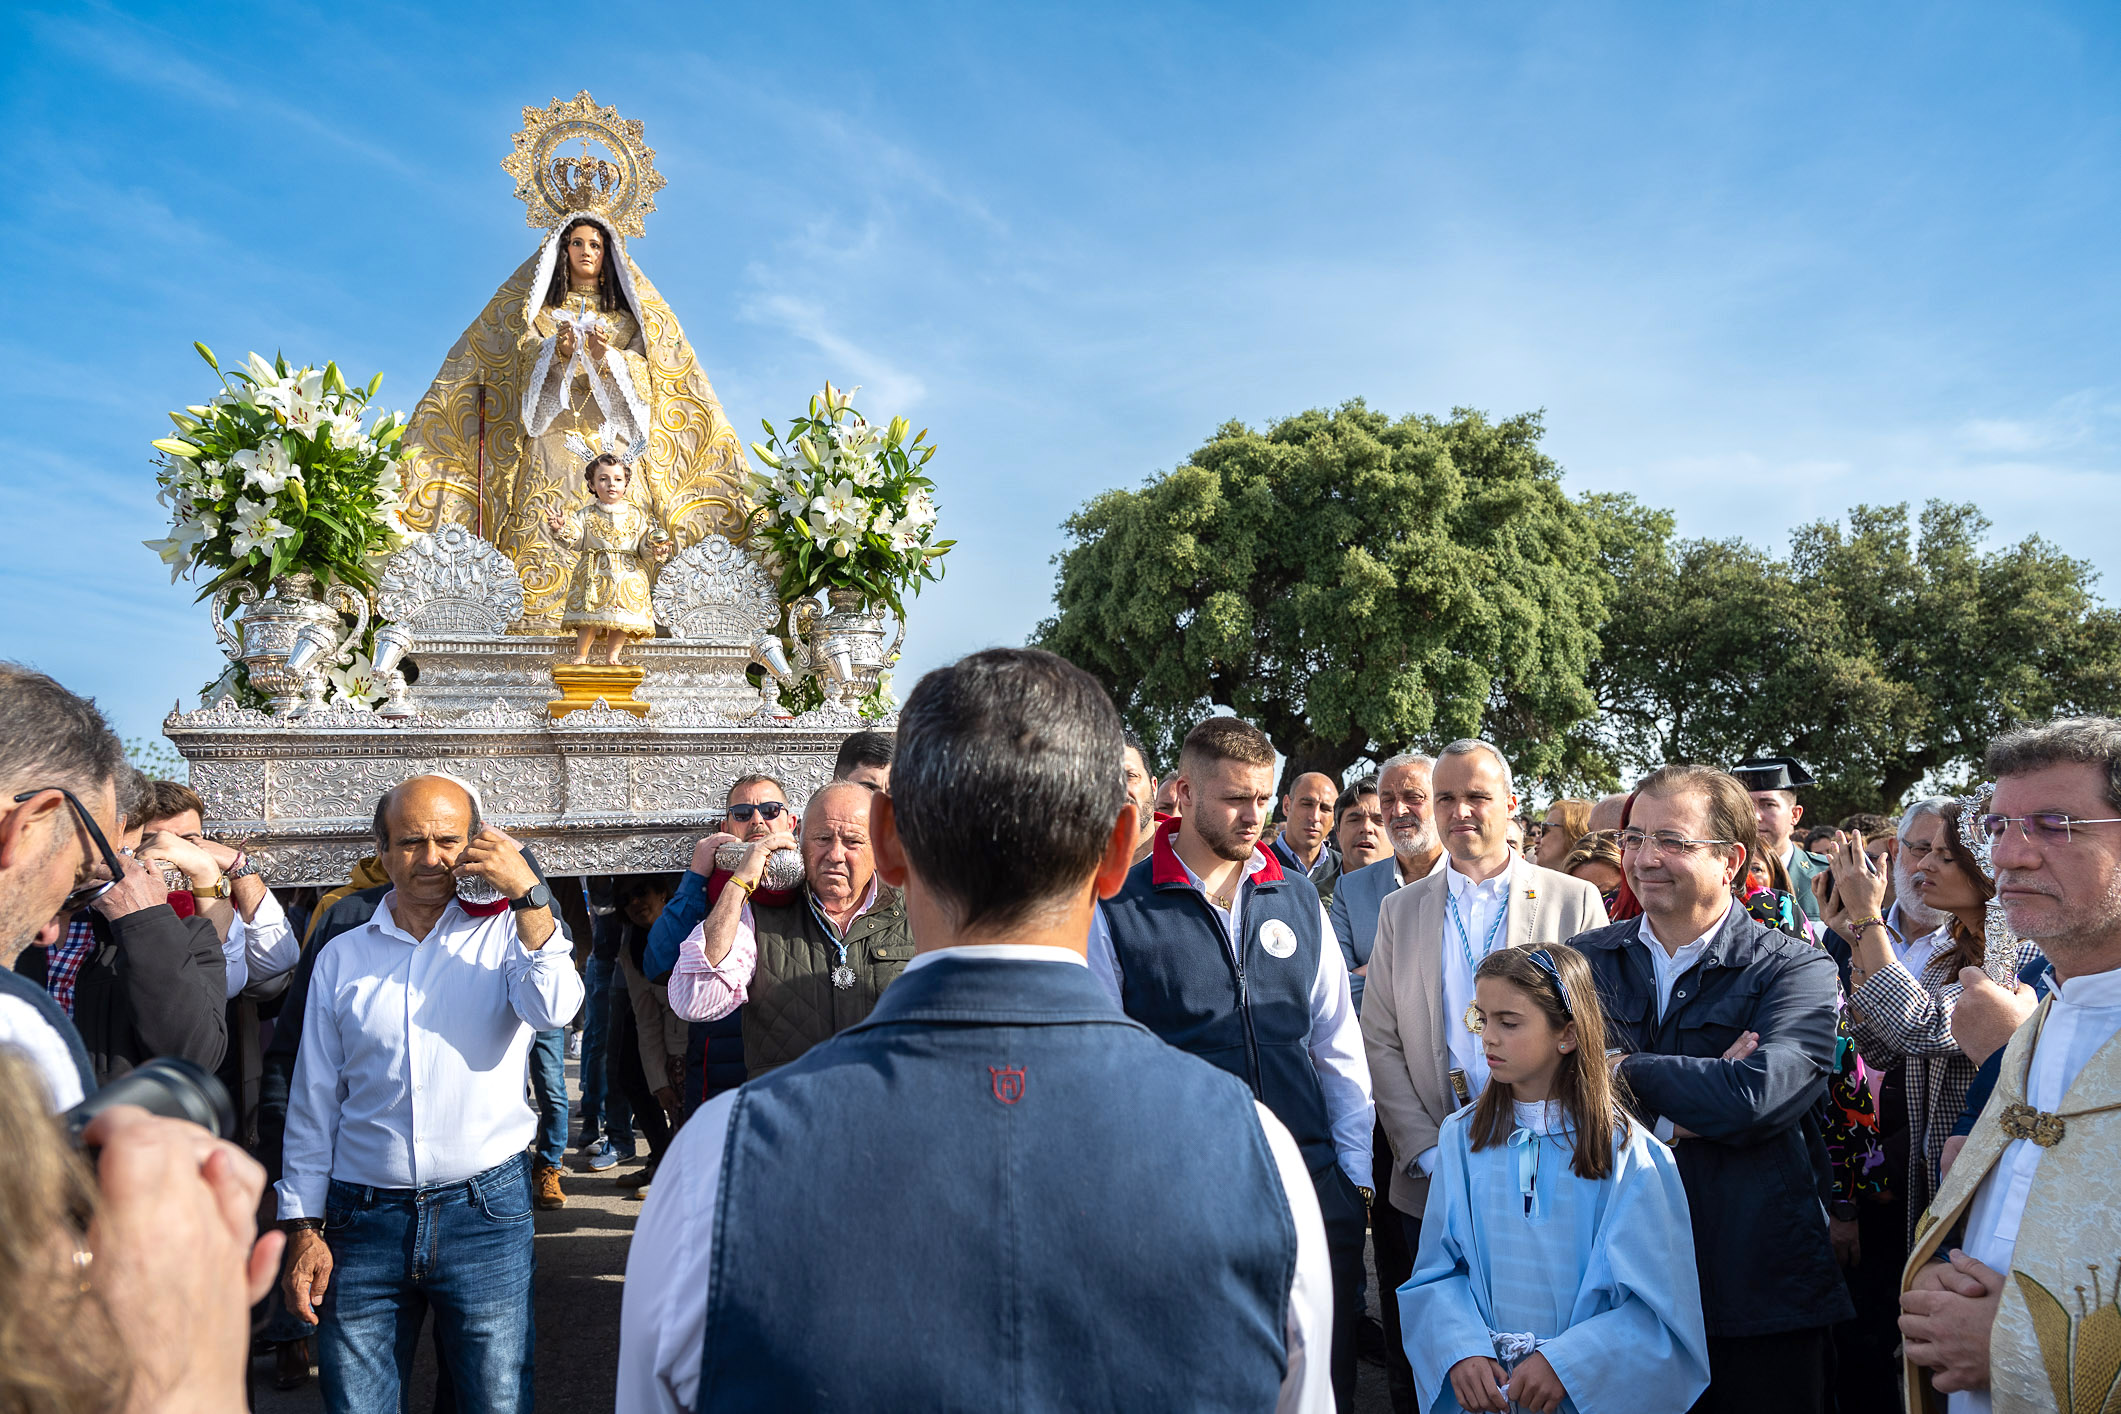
[667,876,881,1023]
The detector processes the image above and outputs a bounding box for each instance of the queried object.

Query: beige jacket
[1360,858,1610,1216]
[617,949,688,1093]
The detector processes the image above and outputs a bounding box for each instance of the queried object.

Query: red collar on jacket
[1148,817,1285,889]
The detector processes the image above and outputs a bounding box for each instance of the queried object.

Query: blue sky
[7,1,2121,747]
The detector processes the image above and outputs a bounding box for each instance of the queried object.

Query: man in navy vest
[1087,715,1373,1414]
[617,649,1333,1413]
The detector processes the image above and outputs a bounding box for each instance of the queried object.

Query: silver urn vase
[210,572,372,716]
[797,588,904,707]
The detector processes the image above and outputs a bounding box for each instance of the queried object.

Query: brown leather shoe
[272,1338,313,1390]
[532,1160,566,1209]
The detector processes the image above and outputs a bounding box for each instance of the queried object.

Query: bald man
[1272,772,1340,877]
[276,775,583,1414]
[668,781,916,1077]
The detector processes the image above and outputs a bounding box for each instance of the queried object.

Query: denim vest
[701,957,1294,1412]
[1101,840,1335,1175]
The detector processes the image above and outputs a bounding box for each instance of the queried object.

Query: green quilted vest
[740,884,916,1078]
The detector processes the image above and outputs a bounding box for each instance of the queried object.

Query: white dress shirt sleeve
[1084,905,1125,1007]
[1259,1100,1337,1414]
[612,1085,1337,1414]
[275,944,346,1220]
[1309,901,1373,1189]
[219,921,248,1000]
[667,905,758,1023]
[0,996,86,1110]
[618,1088,737,1414]
[234,889,300,987]
[503,916,585,1030]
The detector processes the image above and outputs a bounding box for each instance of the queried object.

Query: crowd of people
[2,650,2118,1414]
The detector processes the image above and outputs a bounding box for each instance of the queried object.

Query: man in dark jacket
[14,765,228,1086]
[1575,762,1851,1414]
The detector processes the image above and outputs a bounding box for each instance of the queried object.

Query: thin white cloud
[737,289,929,411]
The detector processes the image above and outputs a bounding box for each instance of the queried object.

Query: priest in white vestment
[1899,718,2121,1414]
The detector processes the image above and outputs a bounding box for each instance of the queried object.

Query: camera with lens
[63,1057,235,1153]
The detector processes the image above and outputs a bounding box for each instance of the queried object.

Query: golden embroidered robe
[547,500,658,636]
[1902,996,2121,1413]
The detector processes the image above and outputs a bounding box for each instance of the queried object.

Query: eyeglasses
[12,788,125,914]
[727,801,789,823]
[1616,829,1732,857]
[1977,812,2121,846]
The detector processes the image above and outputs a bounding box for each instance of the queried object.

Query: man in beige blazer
[1360,738,1608,1403]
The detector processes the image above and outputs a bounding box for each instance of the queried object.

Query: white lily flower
[327,650,386,708]
[808,478,866,534]
[233,440,298,495]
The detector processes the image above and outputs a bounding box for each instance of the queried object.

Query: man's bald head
[373,774,484,905]
[1585,792,1629,834]
[373,774,481,851]
[1280,771,1339,867]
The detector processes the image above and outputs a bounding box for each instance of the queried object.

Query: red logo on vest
[990,1066,1025,1105]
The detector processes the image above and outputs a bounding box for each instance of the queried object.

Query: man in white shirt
[1359,739,1607,1411]
[620,649,1333,1413]
[275,775,582,1414]
[134,781,299,999]
[1899,717,2121,1413]
[1087,714,1368,1414]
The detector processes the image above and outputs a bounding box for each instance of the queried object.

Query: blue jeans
[316,1153,536,1414]
[604,968,637,1157]
[527,1029,568,1169]
[578,955,616,1141]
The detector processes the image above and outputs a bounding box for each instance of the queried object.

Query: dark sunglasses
[727,801,788,823]
[13,787,126,914]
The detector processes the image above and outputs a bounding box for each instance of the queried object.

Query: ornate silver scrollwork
[651,535,782,645]
[375,526,525,639]
[209,581,259,659]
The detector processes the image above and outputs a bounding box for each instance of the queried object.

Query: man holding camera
[276,774,583,1414]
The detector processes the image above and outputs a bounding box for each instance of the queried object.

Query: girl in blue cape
[1399,944,1710,1414]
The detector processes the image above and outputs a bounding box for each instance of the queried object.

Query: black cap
[1730,756,1815,791]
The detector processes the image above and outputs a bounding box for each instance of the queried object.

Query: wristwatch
[509,881,554,913]
[193,874,232,899]
[229,853,265,883]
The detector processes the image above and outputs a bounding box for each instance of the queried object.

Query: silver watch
[229,855,265,882]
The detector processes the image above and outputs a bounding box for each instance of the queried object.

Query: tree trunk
[1278,738,1365,801]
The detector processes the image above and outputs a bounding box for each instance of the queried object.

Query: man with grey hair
[667,779,915,1077]
[1362,738,1608,1412]
[1899,716,2121,1412]
[0,663,127,1107]
[1329,753,1442,1014]
[7,668,228,1095]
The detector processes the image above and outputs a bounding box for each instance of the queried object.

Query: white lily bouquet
[148,345,412,600]
[748,382,953,619]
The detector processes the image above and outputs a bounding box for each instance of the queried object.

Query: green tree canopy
[1588,499,2121,818]
[1034,401,1610,788]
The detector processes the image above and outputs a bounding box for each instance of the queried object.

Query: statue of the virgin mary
[397,92,751,631]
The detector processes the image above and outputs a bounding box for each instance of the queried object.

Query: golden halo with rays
[502,90,666,239]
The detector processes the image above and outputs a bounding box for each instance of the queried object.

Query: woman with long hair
[1829,800,2043,1233]
[1399,944,1710,1414]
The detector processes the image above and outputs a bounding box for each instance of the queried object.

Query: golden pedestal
[548,664,651,719]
